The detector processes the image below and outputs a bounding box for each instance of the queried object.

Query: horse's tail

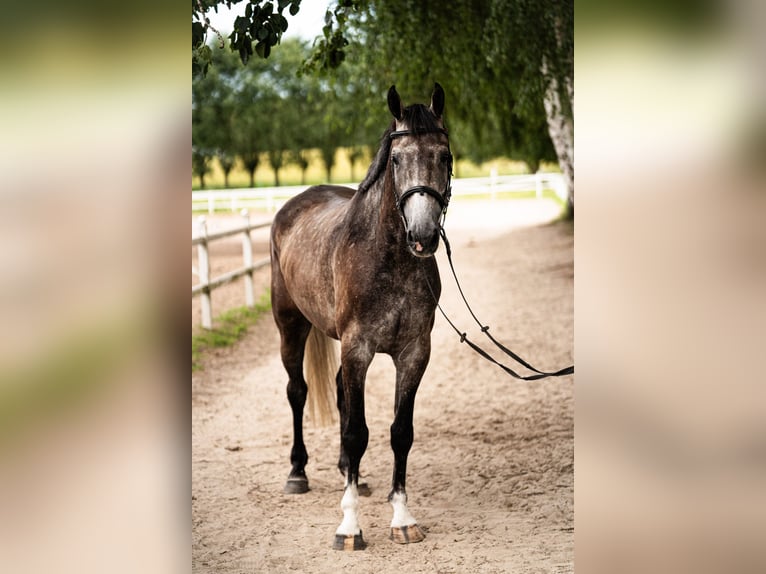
[304,326,338,426]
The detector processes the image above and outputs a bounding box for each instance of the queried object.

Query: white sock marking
[336,483,361,536]
[390,491,418,528]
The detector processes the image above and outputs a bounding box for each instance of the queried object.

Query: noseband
[389,128,453,220]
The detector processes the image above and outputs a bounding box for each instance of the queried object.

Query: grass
[192,290,272,372]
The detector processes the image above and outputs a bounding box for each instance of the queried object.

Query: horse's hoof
[332,531,367,551]
[283,476,309,494]
[357,482,372,497]
[390,524,425,544]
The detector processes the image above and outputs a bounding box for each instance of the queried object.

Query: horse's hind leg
[275,308,312,494]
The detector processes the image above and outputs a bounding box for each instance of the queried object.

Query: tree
[232,86,264,188]
[192,55,219,189]
[192,147,212,189]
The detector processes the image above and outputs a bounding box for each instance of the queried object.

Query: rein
[389,126,574,380]
[428,229,574,381]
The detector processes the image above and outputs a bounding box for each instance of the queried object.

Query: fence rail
[191,172,566,214]
[192,210,271,329]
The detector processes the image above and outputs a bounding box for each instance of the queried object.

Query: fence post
[535,172,543,199]
[241,209,255,308]
[208,195,214,214]
[196,216,213,329]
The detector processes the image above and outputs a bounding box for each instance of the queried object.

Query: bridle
[388,128,453,223]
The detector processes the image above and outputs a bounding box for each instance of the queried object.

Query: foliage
[316,0,570,173]
[193,0,303,77]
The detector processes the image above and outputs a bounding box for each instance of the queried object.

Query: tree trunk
[273,169,280,187]
[248,167,255,188]
[199,173,206,190]
[542,58,574,217]
[223,169,230,189]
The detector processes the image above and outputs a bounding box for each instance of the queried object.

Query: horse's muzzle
[407,228,440,257]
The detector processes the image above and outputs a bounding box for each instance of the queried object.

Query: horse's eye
[392,156,400,167]
[439,152,451,165]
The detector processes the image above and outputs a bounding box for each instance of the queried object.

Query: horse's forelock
[402,104,441,134]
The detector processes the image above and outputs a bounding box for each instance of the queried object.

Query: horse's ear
[387,85,403,120]
[430,82,445,118]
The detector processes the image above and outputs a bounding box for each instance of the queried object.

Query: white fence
[192,172,566,214]
[192,210,271,329]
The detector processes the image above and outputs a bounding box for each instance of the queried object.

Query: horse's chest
[351,277,433,343]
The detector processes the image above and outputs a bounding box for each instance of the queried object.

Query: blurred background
[0,0,764,572]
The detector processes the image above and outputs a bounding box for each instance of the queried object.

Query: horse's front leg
[333,341,373,551]
[388,336,430,544]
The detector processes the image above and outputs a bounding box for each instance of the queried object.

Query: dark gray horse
[270,83,452,550]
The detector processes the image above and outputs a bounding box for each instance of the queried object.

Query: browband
[389,128,449,139]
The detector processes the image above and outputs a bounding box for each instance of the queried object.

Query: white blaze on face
[390,491,418,528]
[335,483,361,536]
[402,193,438,234]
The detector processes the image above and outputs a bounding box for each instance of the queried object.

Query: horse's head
[387,83,452,258]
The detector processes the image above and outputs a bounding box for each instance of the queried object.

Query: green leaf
[239,46,250,65]
[192,21,205,49]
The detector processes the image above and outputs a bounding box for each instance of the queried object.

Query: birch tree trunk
[542,57,574,216]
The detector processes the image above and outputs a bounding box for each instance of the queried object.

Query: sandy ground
[192,199,573,573]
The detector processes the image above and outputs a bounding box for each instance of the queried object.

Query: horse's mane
[357,104,442,193]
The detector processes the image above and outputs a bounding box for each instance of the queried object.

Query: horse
[270,83,453,551]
